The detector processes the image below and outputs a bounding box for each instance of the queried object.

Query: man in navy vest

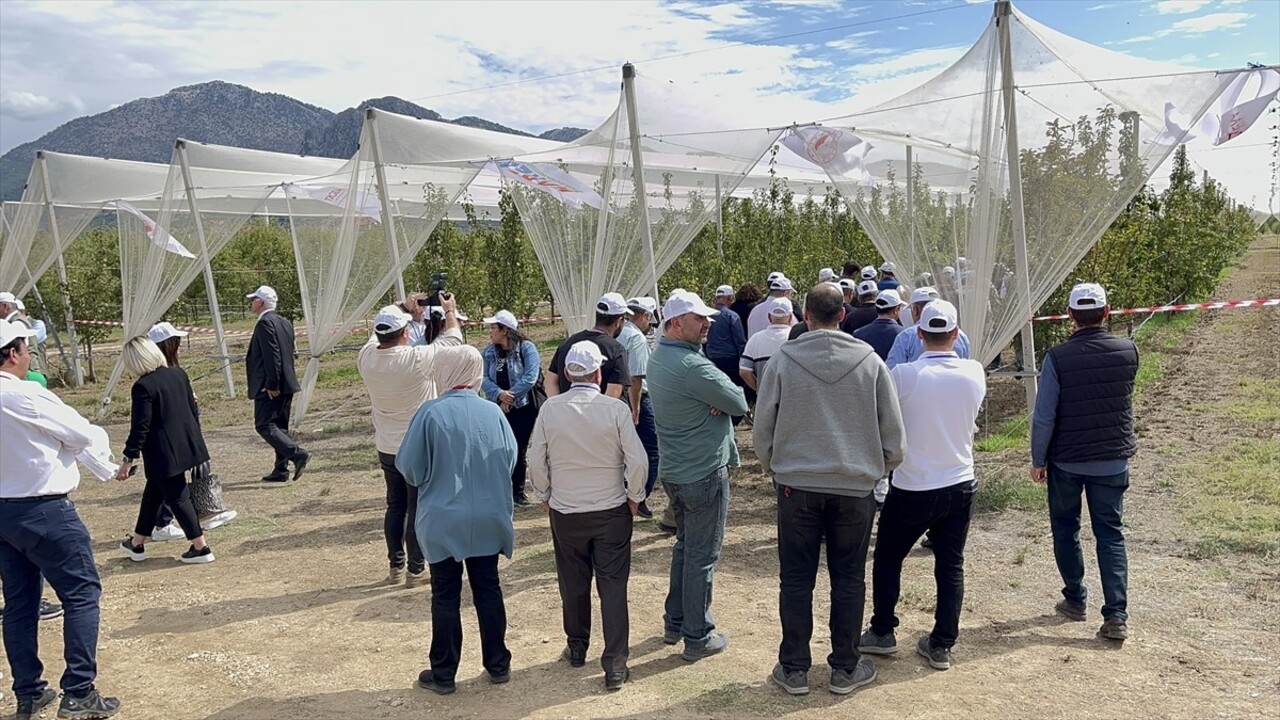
[1031,283,1138,643]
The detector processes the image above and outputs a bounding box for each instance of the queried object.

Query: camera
[422,272,451,344]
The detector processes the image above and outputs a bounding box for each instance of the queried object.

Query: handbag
[529,369,548,411]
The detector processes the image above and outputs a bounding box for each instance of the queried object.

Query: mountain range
[0,81,588,201]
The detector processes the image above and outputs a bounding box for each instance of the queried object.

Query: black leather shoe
[16,688,57,720]
[292,450,310,481]
[604,668,630,691]
[416,669,455,695]
[562,645,586,667]
[262,471,289,482]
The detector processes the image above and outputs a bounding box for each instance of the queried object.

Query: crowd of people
[0,262,1140,715]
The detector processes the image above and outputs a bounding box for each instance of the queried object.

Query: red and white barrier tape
[1031,298,1279,322]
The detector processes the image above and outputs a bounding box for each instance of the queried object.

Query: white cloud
[1086,3,1114,10]
[1156,11,1252,35]
[1117,35,1157,44]
[0,90,82,120]
[1152,0,1213,13]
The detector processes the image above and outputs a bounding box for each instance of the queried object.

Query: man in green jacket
[648,290,748,663]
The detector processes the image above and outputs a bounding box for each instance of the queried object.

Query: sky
[0,0,1277,207]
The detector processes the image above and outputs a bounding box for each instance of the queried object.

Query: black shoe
[16,688,57,720]
[514,494,530,507]
[1055,599,1087,622]
[292,450,310,481]
[656,522,677,535]
[119,538,145,562]
[920,536,934,549]
[562,645,586,668]
[636,501,653,519]
[416,669,455,695]
[57,689,121,719]
[916,635,952,670]
[604,668,630,691]
[180,545,215,564]
[1098,617,1129,641]
[261,471,289,483]
[488,670,510,685]
[39,599,64,622]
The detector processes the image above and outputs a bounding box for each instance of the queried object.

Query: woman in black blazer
[115,336,216,564]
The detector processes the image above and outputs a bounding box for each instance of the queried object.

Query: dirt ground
[12,239,1278,720]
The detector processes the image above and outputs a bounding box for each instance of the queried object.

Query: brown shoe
[1055,599,1087,622]
[405,570,428,589]
[1098,617,1129,641]
[387,567,406,585]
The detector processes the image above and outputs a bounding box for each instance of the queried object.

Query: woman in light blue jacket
[480,310,541,506]
[396,344,517,695]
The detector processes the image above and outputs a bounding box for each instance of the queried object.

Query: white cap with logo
[766,297,793,318]
[838,278,857,292]
[373,304,412,333]
[148,322,189,344]
[910,286,941,304]
[818,268,837,283]
[768,276,794,292]
[919,299,959,333]
[246,285,278,304]
[857,280,878,297]
[875,289,904,309]
[483,309,519,331]
[662,290,719,321]
[859,266,878,280]
[766,271,785,284]
[880,261,896,274]
[715,284,735,298]
[1068,283,1107,310]
[0,319,37,347]
[627,296,658,315]
[565,340,605,375]
[596,292,634,316]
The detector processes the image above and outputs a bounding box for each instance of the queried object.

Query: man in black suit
[245,285,309,482]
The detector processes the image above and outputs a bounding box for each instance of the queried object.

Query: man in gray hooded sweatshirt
[753,283,905,697]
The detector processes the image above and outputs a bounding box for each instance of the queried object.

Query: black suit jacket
[123,366,210,481]
[246,310,301,398]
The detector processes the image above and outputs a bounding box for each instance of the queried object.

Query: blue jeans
[662,465,730,648]
[0,497,103,701]
[635,395,660,498]
[1047,465,1129,621]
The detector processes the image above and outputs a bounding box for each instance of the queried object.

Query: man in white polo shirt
[529,341,647,692]
[858,300,986,672]
[356,298,462,587]
[740,298,793,391]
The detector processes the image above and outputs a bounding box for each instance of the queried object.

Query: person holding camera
[481,310,541,507]
[400,293,431,347]
[357,294,463,587]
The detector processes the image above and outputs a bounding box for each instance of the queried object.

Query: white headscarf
[435,345,484,391]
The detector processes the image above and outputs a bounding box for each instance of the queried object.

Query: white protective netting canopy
[797,1,1248,363]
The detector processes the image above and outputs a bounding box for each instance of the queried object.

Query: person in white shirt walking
[746,276,796,337]
[0,320,121,720]
[740,298,794,391]
[858,300,987,672]
[356,298,463,587]
[529,341,648,692]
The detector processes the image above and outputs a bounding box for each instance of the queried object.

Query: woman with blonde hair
[115,336,215,564]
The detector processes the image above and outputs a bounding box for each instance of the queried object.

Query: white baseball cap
[246,285,278,304]
[483,309,519,331]
[1068,283,1108,310]
[0,319,37,347]
[147,322,189,344]
[565,340,605,375]
[627,296,658,315]
[838,278,857,292]
[596,292,634,316]
[919,300,959,333]
[766,297,793,318]
[818,268,837,283]
[0,291,16,305]
[942,265,956,276]
[715,284,735,298]
[859,266,878,280]
[662,290,719,321]
[880,261,896,274]
[768,276,794,292]
[856,280,879,297]
[875,290,904,309]
[766,271,785,284]
[373,304,412,333]
[910,286,941,304]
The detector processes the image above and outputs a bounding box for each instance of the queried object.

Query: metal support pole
[714,174,723,256]
[177,141,236,398]
[996,0,1039,412]
[36,152,83,386]
[366,109,407,300]
[906,145,915,276]
[622,63,661,303]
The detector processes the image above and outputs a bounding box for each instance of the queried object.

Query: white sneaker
[203,510,238,530]
[151,523,185,542]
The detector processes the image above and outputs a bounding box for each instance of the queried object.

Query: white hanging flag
[496,160,604,209]
[782,126,874,183]
[284,183,382,223]
[106,200,196,259]
[1154,68,1280,147]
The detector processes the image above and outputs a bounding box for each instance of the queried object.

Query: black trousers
[504,403,538,500]
[427,554,511,685]
[776,485,876,673]
[133,472,202,541]
[550,503,633,673]
[871,481,975,649]
[378,452,424,574]
[254,393,301,473]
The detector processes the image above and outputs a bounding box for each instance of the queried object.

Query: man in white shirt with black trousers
[858,300,986,673]
[0,320,121,720]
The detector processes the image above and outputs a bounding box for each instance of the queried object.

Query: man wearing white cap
[885,287,972,369]
[648,290,748,662]
[1,319,122,719]
[704,285,747,389]
[755,283,903,697]
[357,297,462,587]
[245,285,308,482]
[817,268,837,284]
[839,280,881,336]
[741,297,793,392]
[877,262,900,291]
[619,297,661,517]
[529,341,647,691]
[858,300,985,673]
[858,266,878,283]
[1031,283,1137,643]
[747,276,796,338]
[854,291,906,362]
[837,278,858,317]
[0,292,46,376]
[547,293,632,401]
